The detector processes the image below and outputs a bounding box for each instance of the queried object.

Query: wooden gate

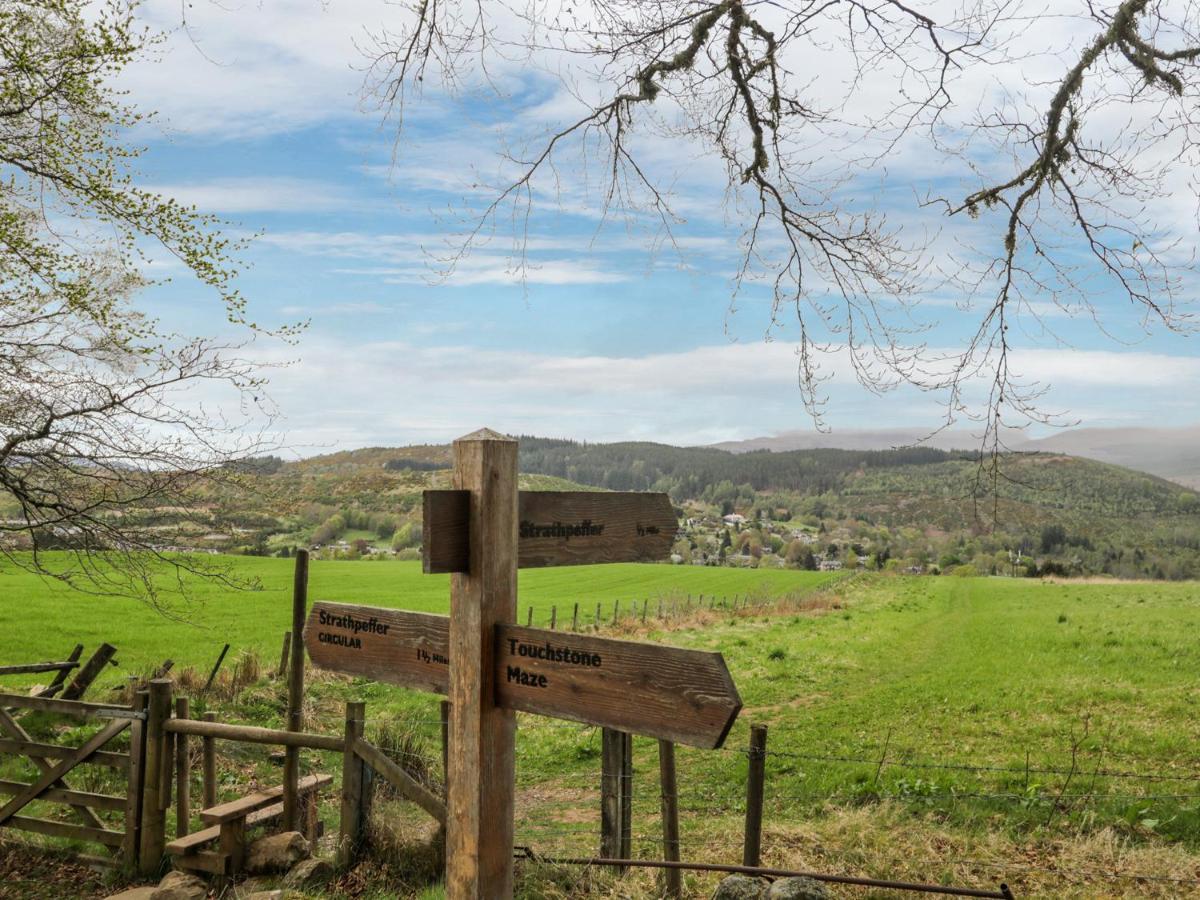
[0,692,146,869]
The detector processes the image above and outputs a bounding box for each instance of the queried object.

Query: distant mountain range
[710,424,1200,489]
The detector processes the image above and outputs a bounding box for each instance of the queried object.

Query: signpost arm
[446,429,518,899]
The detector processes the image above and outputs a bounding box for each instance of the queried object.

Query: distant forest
[518,437,973,500]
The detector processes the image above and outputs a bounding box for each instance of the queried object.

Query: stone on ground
[247,831,310,873]
[766,876,831,899]
[713,874,768,899]
[282,857,333,888]
[150,870,208,900]
[104,889,156,900]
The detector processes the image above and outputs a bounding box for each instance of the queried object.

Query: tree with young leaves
[0,0,288,600]
[365,0,1200,472]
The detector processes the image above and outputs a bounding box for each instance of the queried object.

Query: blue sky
[117,0,1200,453]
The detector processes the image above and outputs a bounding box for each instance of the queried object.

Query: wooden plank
[62,643,118,701]
[446,428,517,897]
[352,736,446,826]
[199,774,331,826]
[0,779,125,811]
[201,712,216,810]
[519,491,677,568]
[303,602,450,695]
[8,814,124,847]
[0,693,138,719]
[0,738,127,767]
[124,691,147,872]
[494,625,741,749]
[0,717,129,826]
[37,644,83,698]
[0,661,79,676]
[423,488,470,574]
[424,489,678,572]
[164,718,344,753]
[169,801,286,854]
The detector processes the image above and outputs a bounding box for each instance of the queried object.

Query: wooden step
[198,773,332,826]
[166,801,284,855]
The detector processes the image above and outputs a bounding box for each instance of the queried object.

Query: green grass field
[1,557,1198,898]
[0,555,835,686]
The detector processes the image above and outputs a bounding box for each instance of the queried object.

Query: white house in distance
[723,513,747,527]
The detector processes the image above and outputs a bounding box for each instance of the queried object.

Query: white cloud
[231,337,1200,449]
[146,177,361,213]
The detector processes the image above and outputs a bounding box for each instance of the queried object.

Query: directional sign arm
[424,490,679,573]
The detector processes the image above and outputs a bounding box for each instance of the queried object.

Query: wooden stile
[175,697,190,838]
[201,712,216,810]
[139,679,171,875]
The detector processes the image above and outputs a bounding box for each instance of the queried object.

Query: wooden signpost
[304,603,740,749]
[302,428,742,899]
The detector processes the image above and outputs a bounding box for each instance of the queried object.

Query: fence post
[658,739,681,898]
[122,690,147,872]
[600,728,620,859]
[338,701,366,867]
[527,606,534,627]
[611,599,619,626]
[595,602,601,627]
[743,724,768,867]
[550,606,557,630]
[201,711,217,809]
[138,679,171,875]
[277,632,291,678]
[284,549,309,831]
[641,600,648,624]
[620,731,632,871]
[175,697,191,837]
[572,603,579,631]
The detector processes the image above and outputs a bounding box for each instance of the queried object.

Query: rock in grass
[713,874,768,899]
[282,857,333,888]
[766,876,830,899]
[150,870,208,900]
[247,831,310,874]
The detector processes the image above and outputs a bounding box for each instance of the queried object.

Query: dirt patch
[0,838,127,900]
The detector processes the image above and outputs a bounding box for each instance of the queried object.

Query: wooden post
[550,606,557,630]
[619,731,632,870]
[526,607,533,627]
[611,598,619,626]
[202,644,229,693]
[175,697,191,838]
[599,728,622,859]
[641,600,648,624]
[138,679,171,875]
[277,632,291,678]
[284,549,309,831]
[39,643,83,698]
[62,642,117,701]
[572,603,579,631]
[201,712,217,810]
[743,724,768,867]
[657,598,663,619]
[446,429,518,898]
[658,739,681,898]
[338,701,366,867]
[123,691,147,872]
[595,602,601,627]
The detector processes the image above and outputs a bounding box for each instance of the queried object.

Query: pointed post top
[454,427,517,444]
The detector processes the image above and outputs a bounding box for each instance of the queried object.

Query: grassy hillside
[1,564,1197,898]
